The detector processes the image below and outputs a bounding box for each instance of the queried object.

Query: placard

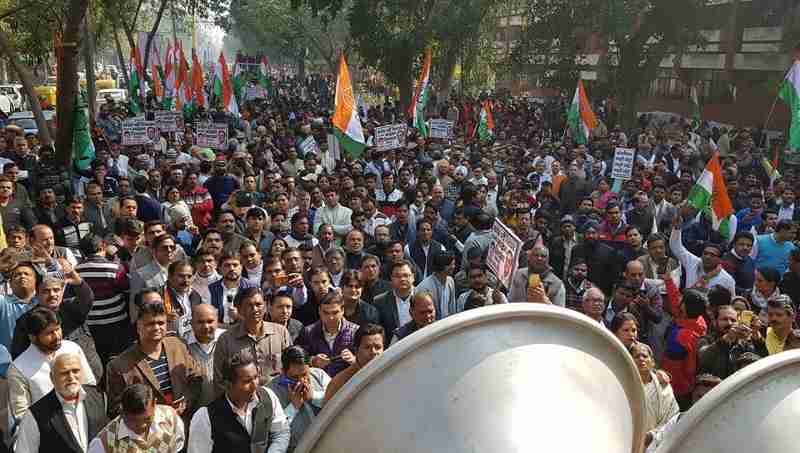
[429,119,454,139]
[244,85,265,100]
[122,119,158,146]
[154,111,184,133]
[611,147,635,180]
[195,123,229,150]
[374,124,407,152]
[485,219,523,289]
[299,136,319,156]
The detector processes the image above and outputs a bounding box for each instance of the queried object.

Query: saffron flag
[332,54,366,159]
[566,80,597,145]
[409,47,432,137]
[191,49,207,110]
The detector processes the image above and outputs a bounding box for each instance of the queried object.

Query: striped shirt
[76,256,130,326]
[147,349,173,395]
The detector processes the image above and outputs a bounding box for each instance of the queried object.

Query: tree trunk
[55,0,89,167]
[437,44,460,104]
[113,26,130,88]
[142,0,170,70]
[397,72,414,118]
[0,31,53,146]
[297,49,306,80]
[84,16,97,124]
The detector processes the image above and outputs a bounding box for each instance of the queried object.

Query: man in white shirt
[188,353,290,453]
[15,352,107,453]
[313,188,352,241]
[669,219,736,295]
[8,307,97,425]
[192,249,221,305]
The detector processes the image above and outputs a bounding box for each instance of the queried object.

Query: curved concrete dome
[296,304,646,453]
[656,349,800,453]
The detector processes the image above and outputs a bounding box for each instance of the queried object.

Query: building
[495,0,799,128]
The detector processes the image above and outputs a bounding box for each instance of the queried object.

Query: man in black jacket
[569,220,622,295]
[10,264,102,382]
[14,353,107,453]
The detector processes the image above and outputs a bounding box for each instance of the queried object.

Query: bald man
[15,353,107,453]
[185,304,226,407]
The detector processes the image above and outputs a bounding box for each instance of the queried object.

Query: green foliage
[222,0,350,73]
[512,0,710,124]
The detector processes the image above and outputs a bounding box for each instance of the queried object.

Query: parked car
[0,95,12,115]
[8,110,56,137]
[0,84,23,111]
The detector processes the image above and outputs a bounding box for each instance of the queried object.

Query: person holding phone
[697,304,762,379]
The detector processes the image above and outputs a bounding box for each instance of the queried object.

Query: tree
[0,0,90,162]
[221,0,352,76]
[512,0,710,127]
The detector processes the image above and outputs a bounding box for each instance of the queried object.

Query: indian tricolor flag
[332,54,366,159]
[213,52,239,116]
[779,60,800,151]
[474,100,495,141]
[259,56,272,96]
[688,152,735,240]
[409,47,432,137]
[566,80,597,145]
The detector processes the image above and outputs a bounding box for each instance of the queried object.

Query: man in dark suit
[164,261,204,337]
[405,218,446,280]
[14,353,108,453]
[374,260,416,347]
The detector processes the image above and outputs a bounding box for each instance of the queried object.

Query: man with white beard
[14,352,107,453]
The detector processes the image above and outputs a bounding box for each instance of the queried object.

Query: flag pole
[760,63,793,148]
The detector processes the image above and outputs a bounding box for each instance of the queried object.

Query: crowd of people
[0,68,794,453]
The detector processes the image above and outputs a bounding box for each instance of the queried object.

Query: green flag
[72,95,95,171]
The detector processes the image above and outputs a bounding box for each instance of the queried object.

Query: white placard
[299,136,319,156]
[374,123,407,152]
[611,147,636,180]
[195,123,229,150]
[429,119,454,139]
[122,119,158,145]
[153,111,184,133]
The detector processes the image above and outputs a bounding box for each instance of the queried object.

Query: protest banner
[122,119,158,146]
[244,85,264,100]
[195,123,229,150]
[429,119,454,139]
[486,219,523,289]
[153,111,184,133]
[299,136,319,156]
[374,124,407,152]
[611,147,636,180]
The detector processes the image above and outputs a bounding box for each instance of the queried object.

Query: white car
[0,95,12,115]
[0,84,23,111]
[95,88,127,112]
[8,111,56,136]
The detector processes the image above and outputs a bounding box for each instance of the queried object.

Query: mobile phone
[739,310,754,325]
[528,274,541,288]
